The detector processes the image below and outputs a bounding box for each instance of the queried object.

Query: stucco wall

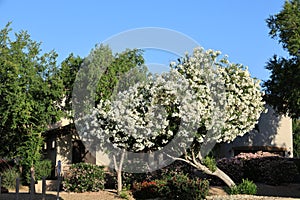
[218,105,293,158]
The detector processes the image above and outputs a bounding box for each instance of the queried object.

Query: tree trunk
[212,167,236,187]
[116,169,122,195]
[172,156,236,188]
[113,150,125,195]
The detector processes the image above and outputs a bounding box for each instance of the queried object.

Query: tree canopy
[0,23,64,157]
[264,0,300,118]
[82,48,265,190]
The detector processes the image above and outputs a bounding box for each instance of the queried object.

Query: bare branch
[113,155,118,172]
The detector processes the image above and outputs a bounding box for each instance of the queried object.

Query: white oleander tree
[79,47,265,193]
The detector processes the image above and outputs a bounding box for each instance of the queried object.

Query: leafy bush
[119,184,132,200]
[1,167,19,189]
[227,178,257,195]
[132,179,168,199]
[166,172,209,200]
[132,172,209,200]
[202,156,217,172]
[244,156,298,185]
[35,159,52,180]
[63,163,105,192]
[217,157,244,183]
[123,160,195,188]
[217,152,299,185]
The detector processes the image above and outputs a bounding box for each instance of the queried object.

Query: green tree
[264,0,300,118]
[90,45,145,104]
[0,22,64,177]
[58,45,146,125]
[71,44,145,122]
[59,53,84,118]
[293,119,300,157]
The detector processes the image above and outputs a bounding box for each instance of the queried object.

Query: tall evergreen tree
[264,0,300,118]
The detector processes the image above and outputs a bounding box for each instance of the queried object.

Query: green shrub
[35,159,52,180]
[63,163,105,192]
[1,167,19,189]
[227,178,257,195]
[123,160,198,190]
[119,191,130,200]
[202,156,217,172]
[166,172,209,200]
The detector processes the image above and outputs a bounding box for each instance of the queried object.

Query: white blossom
[83,47,265,156]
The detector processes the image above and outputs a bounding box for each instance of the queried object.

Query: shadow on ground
[0,193,63,200]
[256,183,300,198]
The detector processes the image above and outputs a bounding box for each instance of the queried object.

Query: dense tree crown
[0,23,64,157]
[82,48,265,189]
[264,0,300,118]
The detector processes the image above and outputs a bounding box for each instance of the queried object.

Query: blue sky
[0,0,287,81]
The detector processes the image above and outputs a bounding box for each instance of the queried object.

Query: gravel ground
[206,195,298,200]
[1,184,300,200]
[0,190,124,200]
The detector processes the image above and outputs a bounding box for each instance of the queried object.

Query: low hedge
[217,152,299,185]
[132,172,209,200]
[63,163,105,192]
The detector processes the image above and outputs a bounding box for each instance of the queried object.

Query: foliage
[266,0,300,57]
[263,56,300,118]
[264,0,300,118]
[119,184,131,200]
[293,119,300,157]
[63,163,105,192]
[0,22,64,157]
[226,178,257,195]
[122,160,197,189]
[0,159,15,173]
[17,133,44,184]
[217,156,245,184]
[1,167,19,190]
[119,190,130,200]
[202,156,217,172]
[165,172,209,200]
[59,53,84,118]
[244,156,298,185]
[132,179,168,199]
[132,172,209,200]
[90,48,264,150]
[74,44,145,106]
[217,152,299,185]
[85,47,264,188]
[174,48,265,143]
[35,159,52,180]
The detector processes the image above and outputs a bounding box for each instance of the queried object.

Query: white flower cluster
[175,47,265,143]
[85,47,265,154]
